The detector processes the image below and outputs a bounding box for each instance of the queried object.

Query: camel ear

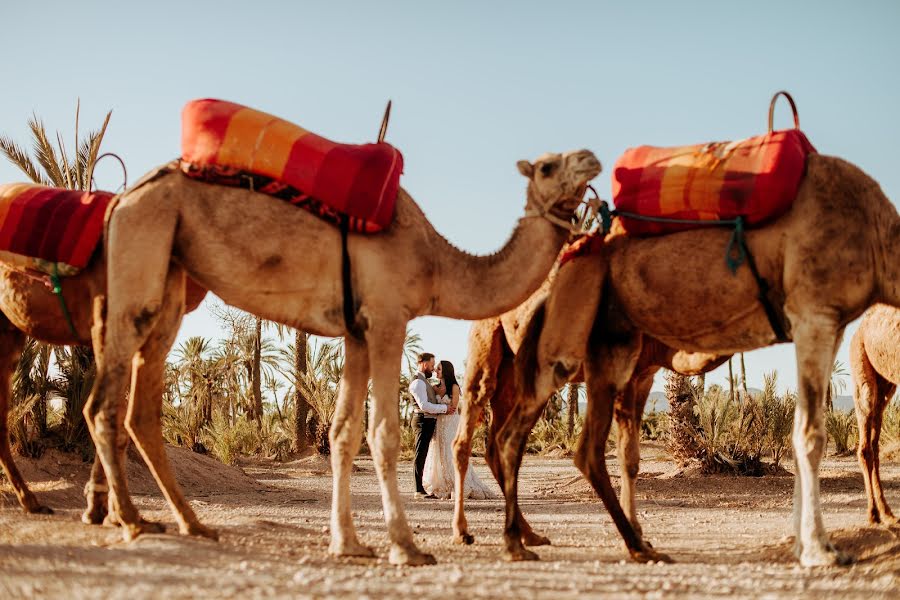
[517,160,534,179]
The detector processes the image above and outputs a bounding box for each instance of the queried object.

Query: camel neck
[428,216,568,320]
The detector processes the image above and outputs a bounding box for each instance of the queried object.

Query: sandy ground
[1,443,898,599]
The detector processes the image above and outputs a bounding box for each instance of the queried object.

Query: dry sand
[1,443,898,599]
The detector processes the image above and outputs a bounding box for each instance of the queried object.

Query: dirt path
[1,444,898,599]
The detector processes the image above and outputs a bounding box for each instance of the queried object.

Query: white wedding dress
[423,392,495,499]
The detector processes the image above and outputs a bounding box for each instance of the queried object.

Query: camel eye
[539,162,558,177]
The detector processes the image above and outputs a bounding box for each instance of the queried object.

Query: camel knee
[551,359,579,387]
[793,427,826,461]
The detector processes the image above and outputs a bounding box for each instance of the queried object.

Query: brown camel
[86,149,601,566]
[0,250,206,521]
[501,152,900,567]
[451,280,726,560]
[850,303,900,526]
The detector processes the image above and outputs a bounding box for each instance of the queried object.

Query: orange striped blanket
[0,183,114,276]
[180,99,403,233]
[612,128,816,235]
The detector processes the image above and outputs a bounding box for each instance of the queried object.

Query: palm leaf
[0,136,47,184]
[27,115,66,187]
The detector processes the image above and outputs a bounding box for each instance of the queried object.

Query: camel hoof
[505,547,540,562]
[522,531,551,547]
[25,503,54,515]
[389,545,437,566]
[454,532,475,545]
[329,540,376,559]
[629,546,673,564]
[82,503,108,525]
[122,519,166,542]
[799,546,853,568]
[182,522,219,541]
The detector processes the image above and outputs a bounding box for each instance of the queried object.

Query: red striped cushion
[0,183,114,275]
[180,99,403,233]
[612,129,816,235]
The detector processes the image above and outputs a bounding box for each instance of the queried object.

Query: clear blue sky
[2,1,898,395]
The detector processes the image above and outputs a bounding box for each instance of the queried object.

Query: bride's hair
[439,360,458,394]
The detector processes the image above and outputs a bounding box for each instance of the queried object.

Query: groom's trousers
[412,412,437,494]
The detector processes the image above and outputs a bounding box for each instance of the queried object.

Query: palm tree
[665,370,700,466]
[1,102,113,452]
[739,353,749,398]
[292,329,311,452]
[727,357,736,404]
[825,360,848,412]
[566,382,581,436]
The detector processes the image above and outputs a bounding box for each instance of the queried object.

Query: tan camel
[501,152,900,567]
[0,253,206,521]
[850,303,900,526]
[451,280,726,561]
[86,149,601,565]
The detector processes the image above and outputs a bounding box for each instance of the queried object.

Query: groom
[409,352,455,499]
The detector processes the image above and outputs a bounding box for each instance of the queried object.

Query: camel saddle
[0,183,115,276]
[612,92,816,235]
[180,99,404,233]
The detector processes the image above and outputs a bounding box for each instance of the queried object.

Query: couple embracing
[409,353,493,500]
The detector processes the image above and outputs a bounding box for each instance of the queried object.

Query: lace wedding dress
[423,394,495,499]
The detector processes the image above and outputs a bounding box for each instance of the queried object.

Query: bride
[423,360,494,499]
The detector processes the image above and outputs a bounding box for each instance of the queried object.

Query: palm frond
[83,110,112,190]
[0,136,47,184]
[28,115,66,187]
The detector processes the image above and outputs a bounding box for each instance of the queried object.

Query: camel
[0,251,206,521]
[451,277,726,560]
[850,303,900,526]
[499,152,900,567]
[85,149,601,566]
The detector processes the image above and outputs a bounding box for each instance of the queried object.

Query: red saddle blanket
[0,183,114,276]
[180,99,403,233]
[612,129,816,235]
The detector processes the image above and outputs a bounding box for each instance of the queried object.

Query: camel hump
[0,183,115,275]
[612,129,816,236]
[179,99,403,233]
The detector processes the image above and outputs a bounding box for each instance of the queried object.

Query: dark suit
[409,371,445,494]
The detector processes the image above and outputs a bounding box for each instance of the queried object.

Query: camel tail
[515,300,547,399]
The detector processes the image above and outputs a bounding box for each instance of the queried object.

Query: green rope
[50,263,79,339]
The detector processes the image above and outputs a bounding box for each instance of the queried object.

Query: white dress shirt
[409,373,448,415]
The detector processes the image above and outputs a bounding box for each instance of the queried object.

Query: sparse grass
[825,408,858,455]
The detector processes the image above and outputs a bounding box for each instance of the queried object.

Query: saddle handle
[377,100,392,143]
[768,90,800,133]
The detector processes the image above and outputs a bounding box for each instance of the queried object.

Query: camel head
[517,149,602,229]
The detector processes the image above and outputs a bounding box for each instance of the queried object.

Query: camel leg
[615,368,655,538]
[328,336,374,558]
[366,327,436,566]
[82,455,109,524]
[789,313,852,567]
[84,196,177,541]
[452,321,502,545]
[493,381,552,561]
[125,266,217,539]
[852,335,889,525]
[578,335,671,563]
[0,323,52,514]
[491,353,551,547]
[451,357,490,545]
[864,377,898,525]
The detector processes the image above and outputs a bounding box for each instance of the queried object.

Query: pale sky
[1,1,898,395]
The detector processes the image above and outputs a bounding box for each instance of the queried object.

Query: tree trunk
[566,383,579,436]
[740,353,749,398]
[292,329,311,453]
[251,317,263,423]
[727,357,736,404]
[693,373,706,403]
[666,370,700,467]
